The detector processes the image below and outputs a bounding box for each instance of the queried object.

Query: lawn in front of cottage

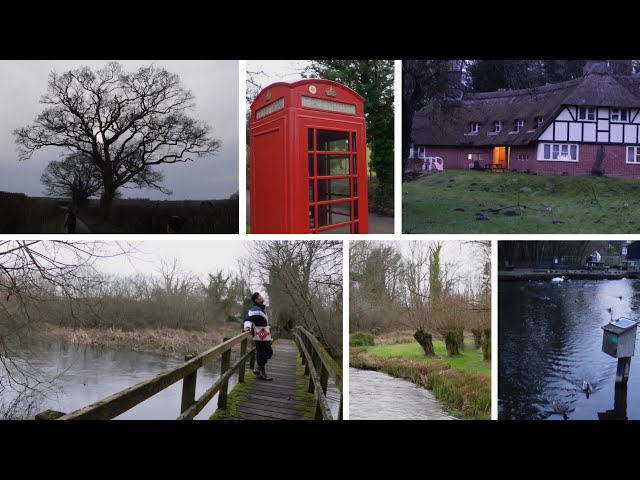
[402,170,640,233]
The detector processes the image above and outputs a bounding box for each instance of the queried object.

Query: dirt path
[60,213,91,234]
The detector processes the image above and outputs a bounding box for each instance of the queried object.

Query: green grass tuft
[349,331,375,347]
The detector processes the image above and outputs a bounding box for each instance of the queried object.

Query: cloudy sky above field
[0,60,239,200]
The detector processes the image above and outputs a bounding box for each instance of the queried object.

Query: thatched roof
[413,71,640,147]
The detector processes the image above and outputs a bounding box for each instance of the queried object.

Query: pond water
[0,340,237,420]
[499,278,640,420]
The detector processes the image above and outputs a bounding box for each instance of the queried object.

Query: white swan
[551,276,565,283]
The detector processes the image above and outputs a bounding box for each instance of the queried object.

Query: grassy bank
[367,341,490,375]
[34,324,233,356]
[350,333,491,419]
[403,170,640,233]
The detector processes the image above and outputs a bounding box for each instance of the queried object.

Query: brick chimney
[445,60,464,100]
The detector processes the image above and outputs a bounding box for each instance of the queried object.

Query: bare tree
[0,241,134,412]
[245,241,343,358]
[15,62,221,217]
[41,153,102,208]
[349,241,403,333]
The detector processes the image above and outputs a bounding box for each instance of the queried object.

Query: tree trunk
[472,329,482,349]
[100,188,115,219]
[442,330,460,356]
[481,328,491,361]
[456,329,465,351]
[414,329,435,356]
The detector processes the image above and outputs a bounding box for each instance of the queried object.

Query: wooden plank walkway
[213,339,317,420]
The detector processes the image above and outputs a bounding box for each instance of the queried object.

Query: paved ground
[246,190,394,233]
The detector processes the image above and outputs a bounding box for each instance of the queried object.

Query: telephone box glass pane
[321,224,352,234]
[353,177,358,197]
[309,206,315,229]
[317,130,349,152]
[309,180,315,203]
[308,154,314,177]
[318,201,351,227]
[317,178,350,202]
[352,154,357,174]
[308,129,314,151]
[354,200,358,220]
[351,133,356,152]
[317,155,349,176]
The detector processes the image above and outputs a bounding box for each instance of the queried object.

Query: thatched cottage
[409,60,640,177]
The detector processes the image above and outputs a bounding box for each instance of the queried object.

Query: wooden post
[239,338,247,383]
[616,357,632,383]
[319,363,329,396]
[218,338,232,410]
[35,409,66,420]
[180,353,197,415]
[249,348,256,371]
[338,397,343,420]
[308,349,319,394]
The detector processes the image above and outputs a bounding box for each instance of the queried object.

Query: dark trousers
[255,341,273,368]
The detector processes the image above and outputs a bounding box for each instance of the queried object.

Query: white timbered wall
[539,106,640,144]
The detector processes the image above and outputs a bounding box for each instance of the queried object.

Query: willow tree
[14,62,221,218]
[403,241,436,356]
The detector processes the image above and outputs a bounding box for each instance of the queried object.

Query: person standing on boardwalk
[243,292,273,381]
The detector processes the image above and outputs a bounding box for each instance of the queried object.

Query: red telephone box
[250,79,368,234]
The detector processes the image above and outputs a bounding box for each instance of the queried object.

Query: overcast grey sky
[0,60,239,200]
[99,240,246,283]
[397,240,487,290]
[246,60,310,106]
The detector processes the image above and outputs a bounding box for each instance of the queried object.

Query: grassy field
[402,170,640,233]
[33,324,239,357]
[0,191,239,233]
[366,341,490,376]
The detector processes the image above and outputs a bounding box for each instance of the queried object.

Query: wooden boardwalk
[218,339,317,420]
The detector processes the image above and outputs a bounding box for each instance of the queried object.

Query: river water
[0,340,237,420]
[349,367,456,420]
[499,278,640,420]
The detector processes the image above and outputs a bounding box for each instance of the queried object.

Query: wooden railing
[291,326,342,420]
[37,331,256,420]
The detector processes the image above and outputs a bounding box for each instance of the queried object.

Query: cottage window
[611,108,628,122]
[535,117,544,128]
[626,146,640,164]
[515,120,524,132]
[578,107,595,121]
[469,122,479,134]
[492,121,502,133]
[623,247,628,255]
[517,153,529,160]
[467,153,485,161]
[540,143,579,161]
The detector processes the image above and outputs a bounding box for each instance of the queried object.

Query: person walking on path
[63,206,77,234]
[243,292,273,381]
